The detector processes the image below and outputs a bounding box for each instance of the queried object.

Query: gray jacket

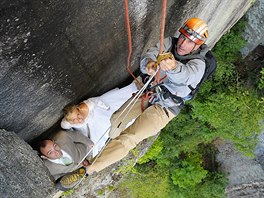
[43,130,94,180]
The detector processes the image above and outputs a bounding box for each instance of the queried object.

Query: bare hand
[146,60,156,75]
[159,58,177,71]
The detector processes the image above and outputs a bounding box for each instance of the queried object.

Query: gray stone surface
[0,0,252,142]
[0,129,55,198]
[255,131,264,170]
[241,0,264,56]
[216,140,264,197]
[0,0,259,197]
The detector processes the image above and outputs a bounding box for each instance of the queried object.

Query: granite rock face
[0,0,259,197]
[241,0,264,56]
[216,140,264,198]
[0,129,55,198]
[0,0,252,141]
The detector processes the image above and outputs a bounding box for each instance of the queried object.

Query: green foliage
[118,166,173,198]
[97,189,105,196]
[137,138,163,164]
[213,18,246,63]
[192,88,263,157]
[175,173,228,198]
[155,111,217,169]
[96,185,115,196]
[191,18,264,156]
[114,157,138,175]
[61,189,74,196]
[207,18,247,94]
[171,153,208,188]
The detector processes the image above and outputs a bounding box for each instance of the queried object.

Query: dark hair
[36,139,52,155]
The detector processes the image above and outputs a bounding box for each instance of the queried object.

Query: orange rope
[153,0,168,84]
[124,0,139,82]
[142,0,168,111]
[159,0,167,54]
[124,0,168,111]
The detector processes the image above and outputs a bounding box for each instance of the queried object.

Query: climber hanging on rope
[83,17,216,176]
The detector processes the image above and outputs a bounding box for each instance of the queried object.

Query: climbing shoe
[55,167,87,191]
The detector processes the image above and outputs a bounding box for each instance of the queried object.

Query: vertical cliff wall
[241,0,264,56]
[0,0,255,197]
[0,0,252,141]
[0,129,55,197]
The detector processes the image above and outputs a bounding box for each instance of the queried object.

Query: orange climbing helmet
[179,18,209,45]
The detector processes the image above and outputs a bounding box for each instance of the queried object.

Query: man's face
[68,108,85,124]
[176,34,201,55]
[40,140,63,159]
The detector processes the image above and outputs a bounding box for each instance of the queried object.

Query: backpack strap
[188,50,217,98]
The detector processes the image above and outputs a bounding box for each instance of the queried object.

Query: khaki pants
[109,96,145,138]
[91,96,178,172]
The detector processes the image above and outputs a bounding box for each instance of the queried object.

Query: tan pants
[91,96,178,172]
[109,96,146,138]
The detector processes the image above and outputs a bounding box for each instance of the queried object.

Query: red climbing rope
[124,0,138,82]
[142,0,168,110]
[159,0,167,54]
[124,0,169,111]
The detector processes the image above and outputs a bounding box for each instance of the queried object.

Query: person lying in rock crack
[37,130,94,180]
[60,79,142,157]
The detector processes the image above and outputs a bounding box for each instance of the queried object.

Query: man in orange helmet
[85,18,213,174]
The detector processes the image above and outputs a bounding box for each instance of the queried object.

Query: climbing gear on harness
[179,18,208,45]
[160,85,185,108]
[141,52,174,111]
[153,51,174,86]
[153,52,175,72]
[55,167,87,191]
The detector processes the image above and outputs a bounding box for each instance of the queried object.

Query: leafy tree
[118,166,173,198]
[171,153,208,188]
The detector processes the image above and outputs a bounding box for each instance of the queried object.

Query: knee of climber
[117,134,138,150]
